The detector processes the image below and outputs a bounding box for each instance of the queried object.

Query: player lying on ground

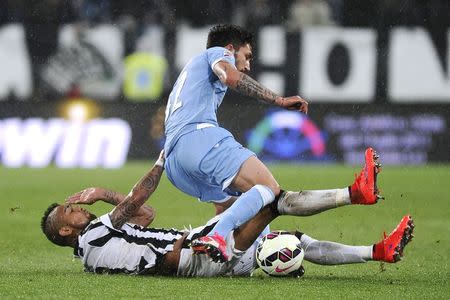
[41,155,414,277]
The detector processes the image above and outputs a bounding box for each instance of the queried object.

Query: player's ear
[59,226,73,237]
[224,44,235,53]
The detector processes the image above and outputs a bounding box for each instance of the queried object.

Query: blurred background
[0,0,449,169]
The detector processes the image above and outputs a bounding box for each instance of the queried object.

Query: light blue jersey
[164,47,235,155]
[163,30,273,244]
[163,45,255,202]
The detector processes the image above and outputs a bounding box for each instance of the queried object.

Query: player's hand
[65,187,104,205]
[276,96,308,114]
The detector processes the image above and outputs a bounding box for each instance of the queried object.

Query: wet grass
[1,163,449,299]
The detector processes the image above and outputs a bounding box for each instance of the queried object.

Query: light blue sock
[208,185,275,238]
[260,225,271,238]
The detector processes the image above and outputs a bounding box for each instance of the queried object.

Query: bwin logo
[0,118,131,168]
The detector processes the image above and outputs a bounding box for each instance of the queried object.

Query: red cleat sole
[375,215,415,263]
[350,147,384,205]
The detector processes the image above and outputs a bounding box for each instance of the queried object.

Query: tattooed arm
[66,188,155,227]
[66,187,125,206]
[65,152,165,227]
[213,61,308,113]
[109,152,165,229]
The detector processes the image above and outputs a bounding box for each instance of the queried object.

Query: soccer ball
[255,231,305,277]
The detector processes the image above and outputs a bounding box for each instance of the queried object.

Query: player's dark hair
[206,24,253,49]
[41,203,69,247]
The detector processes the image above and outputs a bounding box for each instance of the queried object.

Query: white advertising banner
[258,26,285,66]
[1,24,450,103]
[301,28,376,102]
[0,24,33,100]
[0,118,131,168]
[175,25,209,70]
[389,28,450,102]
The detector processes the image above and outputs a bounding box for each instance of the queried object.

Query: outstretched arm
[109,152,164,229]
[213,61,308,113]
[66,187,155,227]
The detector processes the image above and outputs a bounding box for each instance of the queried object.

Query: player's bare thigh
[213,196,237,215]
[230,156,281,196]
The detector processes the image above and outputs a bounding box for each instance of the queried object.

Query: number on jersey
[165,70,187,122]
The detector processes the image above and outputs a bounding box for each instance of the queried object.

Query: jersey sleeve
[207,47,236,70]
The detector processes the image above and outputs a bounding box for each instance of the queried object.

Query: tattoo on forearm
[104,190,120,205]
[235,73,279,104]
[110,165,163,228]
[111,202,140,229]
[141,176,156,191]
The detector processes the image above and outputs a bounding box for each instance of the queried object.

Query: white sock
[300,233,373,265]
[277,188,351,216]
[336,188,351,206]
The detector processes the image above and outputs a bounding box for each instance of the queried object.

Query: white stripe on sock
[254,185,275,206]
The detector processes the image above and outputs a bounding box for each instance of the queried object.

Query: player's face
[56,204,96,230]
[234,43,252,73]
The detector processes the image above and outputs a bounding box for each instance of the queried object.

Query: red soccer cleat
[350,147,383,205]
[373,215,415,263]
[190,232,229,263]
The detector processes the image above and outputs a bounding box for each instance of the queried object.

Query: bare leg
[212,155,351,238]
[231,156,280,196]
[233,206,278,251]
[205,156,279,239]
[233,157,352,217]
[194,155,357,262]
[213,197,237,215]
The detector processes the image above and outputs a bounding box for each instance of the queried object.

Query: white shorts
[177,215,259,277]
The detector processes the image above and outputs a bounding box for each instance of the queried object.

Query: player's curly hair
[41,203,69,247]
[207,24,254,49]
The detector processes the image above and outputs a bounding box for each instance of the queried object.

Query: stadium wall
[1,24,450,102]
[0,24,449,168]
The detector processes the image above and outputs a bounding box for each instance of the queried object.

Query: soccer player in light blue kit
[164,25,384,262]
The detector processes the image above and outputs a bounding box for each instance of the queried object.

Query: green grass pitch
[1,162,449,299]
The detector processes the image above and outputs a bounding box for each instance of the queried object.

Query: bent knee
[260,183,280,197]
[253,184,277,206]
[253,183,280,198]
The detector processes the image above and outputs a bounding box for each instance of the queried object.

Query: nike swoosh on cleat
[275,264,296,273]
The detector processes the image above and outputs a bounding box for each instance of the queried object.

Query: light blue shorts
[165,127,255,202]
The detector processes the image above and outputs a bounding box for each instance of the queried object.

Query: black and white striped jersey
[74,214,184,275]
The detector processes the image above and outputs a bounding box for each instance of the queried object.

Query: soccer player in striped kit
[41,151,414,277]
